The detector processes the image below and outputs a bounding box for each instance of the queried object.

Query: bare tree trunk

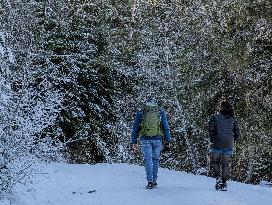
[129,0,138,39]
[131,0,137,21]
[245,146,256,183]
[184,130,198,173]
[206,140,211,176]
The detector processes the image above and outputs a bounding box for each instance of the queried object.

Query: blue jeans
[210,148,233,182]
[210,147,233,156]
[141,139,162,182]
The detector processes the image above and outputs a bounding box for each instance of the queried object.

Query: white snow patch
[7,47,15,63]
[4,163,272,205]
[0,32,15,63]
[0,32,5,56]
[260,180,272,188]
[0,45,4,56]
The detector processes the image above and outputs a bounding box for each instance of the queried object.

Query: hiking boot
[221,182,227,191]
[215,177,222,190]
[146,181,154,189]
[153,180,157,187]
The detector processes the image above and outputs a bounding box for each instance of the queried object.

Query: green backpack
[140,104,163,136]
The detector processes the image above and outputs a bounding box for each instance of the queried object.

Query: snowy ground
[4,163,272,205]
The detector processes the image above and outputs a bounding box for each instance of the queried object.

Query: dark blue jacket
[131,109,171,144]
[209,112,240,149]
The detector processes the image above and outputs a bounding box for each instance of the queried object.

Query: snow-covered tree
[0,2,63,197]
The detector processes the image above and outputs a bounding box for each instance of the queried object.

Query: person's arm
[131,112,142,145]
[160,109,171,143]
[208,115,216,143]
[233,119,240,141]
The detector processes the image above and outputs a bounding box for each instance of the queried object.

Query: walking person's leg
[221,154,231,190]
[211,152,221,179]
[152,140,162,186]
[141,139,154,188]
[211,152,223,190]
[219,148,233,191]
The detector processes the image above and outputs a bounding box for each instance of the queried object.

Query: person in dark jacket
[208,99,240,191]
[131,97,171,189]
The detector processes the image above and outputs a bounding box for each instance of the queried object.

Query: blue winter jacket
[131,108,171,144]
[209,112,240,149]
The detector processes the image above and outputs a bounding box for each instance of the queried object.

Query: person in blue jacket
[131,97,171,189]
[209,98,240,191]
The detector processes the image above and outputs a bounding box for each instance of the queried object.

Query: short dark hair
[220,100,234,117]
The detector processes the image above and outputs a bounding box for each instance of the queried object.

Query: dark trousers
[211,153,231,183]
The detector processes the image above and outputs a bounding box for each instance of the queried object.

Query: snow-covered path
[9,163,272,205]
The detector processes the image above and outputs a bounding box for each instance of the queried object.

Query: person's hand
[132,144,138,152]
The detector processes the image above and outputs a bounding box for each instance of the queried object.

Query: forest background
[0,0,271,198]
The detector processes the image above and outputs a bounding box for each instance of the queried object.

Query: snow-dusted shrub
[0,30,63,197]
